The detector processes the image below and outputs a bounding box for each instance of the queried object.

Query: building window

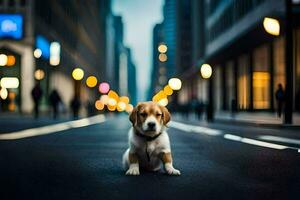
[273,37,286,109]
[253,45,270,109]
[225,61,235,110]
[238,54,250,110]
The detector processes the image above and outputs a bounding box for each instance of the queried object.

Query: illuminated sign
[0,14,23,39]
[36,35,50,59]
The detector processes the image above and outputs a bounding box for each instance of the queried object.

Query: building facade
[0,0,111,114]
[178,0,300,118]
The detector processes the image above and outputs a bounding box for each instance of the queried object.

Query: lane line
[0,115,105,140]
[169,121,222,136]
[224,134,288,150]
[171,121,300,153]
[258,135,300,146]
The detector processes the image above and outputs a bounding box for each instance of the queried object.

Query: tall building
[0,0,111,114]
[149,0,193,100]
[179,0,300,117]
[148,23,164,99]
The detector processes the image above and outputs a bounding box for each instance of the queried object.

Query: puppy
[122,101,180,176]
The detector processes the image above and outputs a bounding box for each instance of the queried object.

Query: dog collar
[134,129,162,142]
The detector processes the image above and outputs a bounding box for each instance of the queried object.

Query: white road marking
[258,135,300,146]
[0,115,105,140]
[224,134,288,150]
[169,121,222,136]
[171,121,300,152]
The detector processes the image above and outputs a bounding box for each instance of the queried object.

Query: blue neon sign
[0,14,23,40]
[36,35,50,59]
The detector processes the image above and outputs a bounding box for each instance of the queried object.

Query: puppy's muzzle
[147,122,156,131]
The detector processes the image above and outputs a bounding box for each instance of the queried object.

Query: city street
[1,114,299,200]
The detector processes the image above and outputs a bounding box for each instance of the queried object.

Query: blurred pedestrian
[49,89,62,119]
[275,84,285,117]
[31,82,43,119]
[70,95,81,119]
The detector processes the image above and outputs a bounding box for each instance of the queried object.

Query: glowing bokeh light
[152,90,167,102]
[6,55,15,66]
[163,85,173,96]
[95,100,104,110]
[263,17,280,36]
[158,53,167,62]
[0,54,8,66]
[86,76,98,88]
[100,95,109,105]
[33,49,42,58]
[108,98,117,106]
[168,78,182,90]
[119,96,130,104]
[126,104,134,113]
[108,90,119,102]
[99,82,110,94]
[200,64,212,79]
[107,104,117,111]
[117,101,127,112]
[0,87,8,100]
[34,69,45,80]
[0,77,19,89]
[72,68,84,80]
[158,44,167,53]
[158,98,168,107]
[50,42,61,66]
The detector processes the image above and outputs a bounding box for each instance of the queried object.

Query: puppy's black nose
[147,122,156,129]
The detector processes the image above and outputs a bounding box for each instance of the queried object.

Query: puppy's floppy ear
[160,106,171,125]
[129,107,137,126]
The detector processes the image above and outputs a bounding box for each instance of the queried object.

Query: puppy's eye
[139,113,147,117]
[156,113,162,117]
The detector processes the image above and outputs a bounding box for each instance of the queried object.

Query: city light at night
[34,69,45,80]
[263,17,280,36]
[0,77,19,88]
[86,76,98,88]
[200,64,213,79]
[168,78,182,90]
[72,68,84,80]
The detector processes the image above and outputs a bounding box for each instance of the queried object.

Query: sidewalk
[215,111,300,127]
[172,111,300,128]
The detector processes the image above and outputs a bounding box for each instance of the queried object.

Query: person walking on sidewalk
[49,89,62,119]
[275,84,285,117]
[31,82,43,119]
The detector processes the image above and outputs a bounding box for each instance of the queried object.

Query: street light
[158,44,167,53]
[200,64,213,79]
[200,63,213,122]
[263,17,280,36]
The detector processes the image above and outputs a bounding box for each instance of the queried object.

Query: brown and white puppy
[122,101,180,176]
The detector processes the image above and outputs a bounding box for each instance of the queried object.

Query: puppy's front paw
[126,164,140,175]
[165,163,181,176]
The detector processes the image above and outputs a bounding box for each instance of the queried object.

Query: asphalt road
[0,114,299,200]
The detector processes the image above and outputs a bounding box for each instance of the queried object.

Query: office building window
[225,61,235,110]
[253,45,270,109]
[238,54,250,110]
[197,78,208,104]
[295,28,300,111]
[273,37,286,109]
